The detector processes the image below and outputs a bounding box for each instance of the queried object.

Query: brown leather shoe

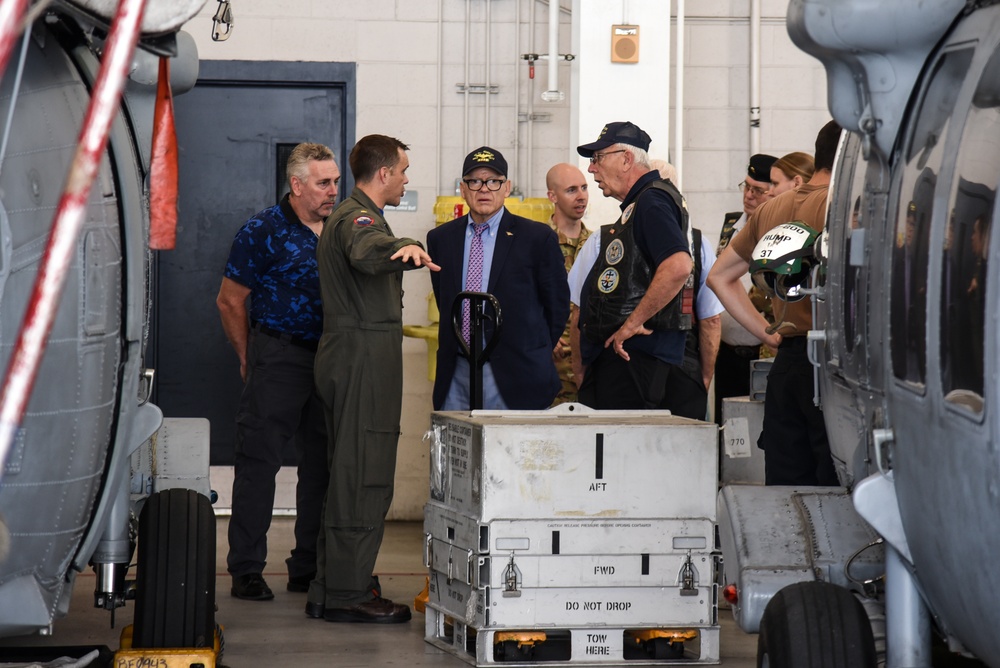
[323,597,412,624]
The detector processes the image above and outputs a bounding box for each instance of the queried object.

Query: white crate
[428,569,717,629]
[425,605,721,666]
[428,408,718,522]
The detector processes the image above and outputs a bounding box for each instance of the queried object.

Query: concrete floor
[0,517,758,667]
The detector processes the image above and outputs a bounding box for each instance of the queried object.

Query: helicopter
[0,0,216,655]
[717,0,1000,666]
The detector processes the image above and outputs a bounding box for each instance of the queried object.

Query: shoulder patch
[622,203,636,224]
[354,215,374,226]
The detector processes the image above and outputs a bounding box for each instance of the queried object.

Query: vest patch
[605,238,625,266]
[598,267,620,293]
[622,203,636,224]
[354,215,374,226]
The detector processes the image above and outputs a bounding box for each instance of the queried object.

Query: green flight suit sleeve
[337,213,424,275]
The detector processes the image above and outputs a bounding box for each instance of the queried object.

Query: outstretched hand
[392,244,441,271]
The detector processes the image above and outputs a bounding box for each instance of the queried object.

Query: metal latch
[502,553,522,598]
[423,533,432,569]
[680,552,698,596]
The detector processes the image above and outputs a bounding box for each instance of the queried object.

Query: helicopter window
[892,47,974,386]
[940,45,1000,414]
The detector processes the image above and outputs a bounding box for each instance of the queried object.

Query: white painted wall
[185,0,828,520]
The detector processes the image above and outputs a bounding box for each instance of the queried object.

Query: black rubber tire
[133,488,216,649]
[757,581,876,668]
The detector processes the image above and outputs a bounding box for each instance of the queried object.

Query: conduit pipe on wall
[750,0,761,154]
[526,0,535,196]
[542,0,560,100]
[674,0,684,190]
[437,0,443,194]
[485,0,492,145]
[662,0,671,168]
[513,0,520,190]
[464,0,471,155]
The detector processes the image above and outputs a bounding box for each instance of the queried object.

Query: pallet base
[424,604,720,666]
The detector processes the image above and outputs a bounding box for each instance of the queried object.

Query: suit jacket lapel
[487,210,514,293]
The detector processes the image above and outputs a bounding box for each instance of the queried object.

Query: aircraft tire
[757,581,876,668]
[132,488,216,649]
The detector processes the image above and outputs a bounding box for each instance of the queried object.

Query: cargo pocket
[362,428,400,488]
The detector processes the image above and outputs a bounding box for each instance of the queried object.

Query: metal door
[159,60,355,464]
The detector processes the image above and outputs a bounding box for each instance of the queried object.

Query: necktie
[463,223,489,344]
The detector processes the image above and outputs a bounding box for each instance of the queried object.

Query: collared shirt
[223,195,322,341]
[460,207,505,290]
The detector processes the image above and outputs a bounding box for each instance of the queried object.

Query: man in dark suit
[427,147,569,410]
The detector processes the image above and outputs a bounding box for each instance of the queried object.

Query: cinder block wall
[187,0,827,520]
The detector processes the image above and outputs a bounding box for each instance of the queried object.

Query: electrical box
[611,24,640,64]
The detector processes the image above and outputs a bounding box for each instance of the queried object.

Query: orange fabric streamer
[149,56,178,250]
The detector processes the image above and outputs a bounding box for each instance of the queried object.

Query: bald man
[545,163,591,403]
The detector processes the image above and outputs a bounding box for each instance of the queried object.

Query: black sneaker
[231,573,274,601]
[287,572,315,593]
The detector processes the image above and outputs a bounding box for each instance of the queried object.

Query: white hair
[619,143,650,169]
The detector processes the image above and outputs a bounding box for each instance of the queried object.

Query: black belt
[253,322,318,352]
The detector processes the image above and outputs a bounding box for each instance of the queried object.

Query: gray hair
[287,142,335,186]
[620,143,650,169]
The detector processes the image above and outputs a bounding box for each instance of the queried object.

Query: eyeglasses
[463,178,506,191]
[589,149,626,165]
[739,181,770,198]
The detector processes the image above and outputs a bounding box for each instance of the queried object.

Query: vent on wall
[611,24,639,63]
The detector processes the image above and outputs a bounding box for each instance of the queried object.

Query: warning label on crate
[584,633,611,655]
[546,521,652,529]
[448,424,472,476]
[565,600,632,612]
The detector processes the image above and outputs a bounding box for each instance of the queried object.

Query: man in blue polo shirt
[217,142,339,601]
[571,122,694,409]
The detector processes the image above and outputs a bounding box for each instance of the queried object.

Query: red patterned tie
[463,223,489,344]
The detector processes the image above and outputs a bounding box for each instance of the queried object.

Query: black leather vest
[580,178,693,344]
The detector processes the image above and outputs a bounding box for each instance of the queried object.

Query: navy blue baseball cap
[577,121,652,158]
[463,146,508,177]
[746,154,778,181]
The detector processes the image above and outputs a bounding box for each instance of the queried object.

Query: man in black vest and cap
[570,121,693,409]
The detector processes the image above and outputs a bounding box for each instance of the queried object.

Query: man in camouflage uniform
[545,163,591,403]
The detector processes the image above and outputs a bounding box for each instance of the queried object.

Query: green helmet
[749,221,820,302]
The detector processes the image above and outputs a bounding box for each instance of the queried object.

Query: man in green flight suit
[307,134,439,623]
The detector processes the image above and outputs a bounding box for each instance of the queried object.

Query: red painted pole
[0,0,149,474]
[0,0,29,80]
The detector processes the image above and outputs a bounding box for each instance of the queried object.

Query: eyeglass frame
[739,180,770,198]
[462,177,507,191]
[589,149,627,165]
